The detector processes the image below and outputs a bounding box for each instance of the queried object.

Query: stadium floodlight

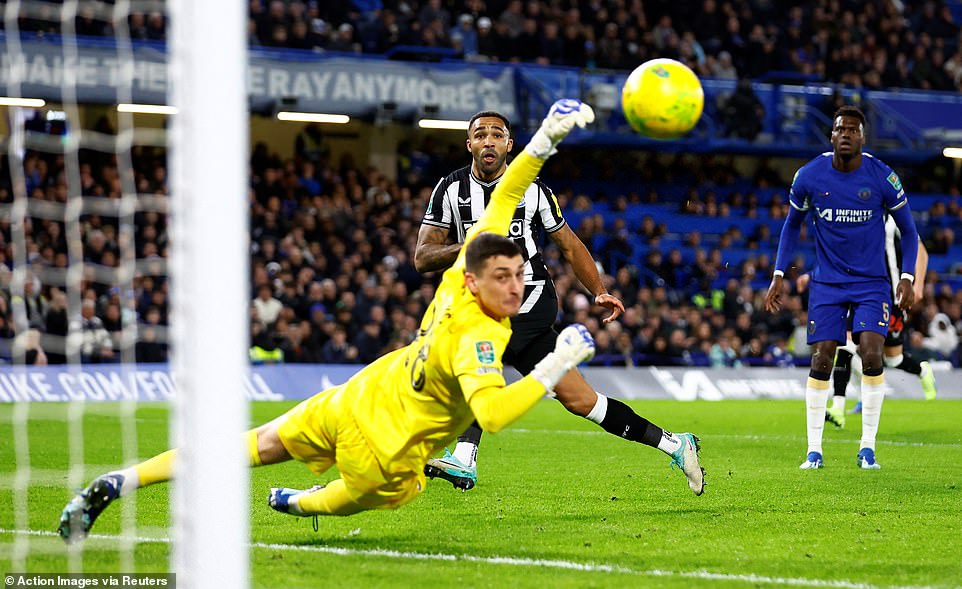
[117,103,179,115]
[943,147,962,159]
[418,119,469,130]
[276,112,350,123]
[0,97,46,107]
[415,103,466,130]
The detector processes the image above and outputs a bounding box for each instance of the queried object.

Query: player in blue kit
[765,106,919,470]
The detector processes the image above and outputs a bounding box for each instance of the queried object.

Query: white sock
[585,392,608,424]
[841,338,858,354]
[453,441,477,468]
[830,394,846,411]
[806,377,830,454]
[860,373,885,450]
[657,431,682,455]
[109,467,141,497]
[850,352,863,402]
[288,492,308,516]
[883,354,902,368]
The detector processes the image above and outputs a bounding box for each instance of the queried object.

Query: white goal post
[169,1,250,588]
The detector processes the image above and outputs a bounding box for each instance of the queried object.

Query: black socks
[599,398,664,448]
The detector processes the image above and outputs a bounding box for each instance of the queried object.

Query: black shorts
[503,291,558,376]
[884,306,905,347]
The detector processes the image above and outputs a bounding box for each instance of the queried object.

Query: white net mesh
[2,0,169,572]
[3,1,247,583]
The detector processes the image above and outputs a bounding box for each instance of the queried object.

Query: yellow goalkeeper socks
[247,429,262,466]
[126,430,261,492]
[134,449,177,487]
[295,479,366,516]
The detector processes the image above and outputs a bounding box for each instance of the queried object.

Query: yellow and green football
[622,58,704,139]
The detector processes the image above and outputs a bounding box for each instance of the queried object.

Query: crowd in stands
[9,0,962,92]
[2,0,962,367]
[267,0,962,93]
[2,124,961,368]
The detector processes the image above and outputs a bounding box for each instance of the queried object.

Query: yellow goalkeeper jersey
[347,151,549,476]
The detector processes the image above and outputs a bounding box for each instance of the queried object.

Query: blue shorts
[807,279,892,344]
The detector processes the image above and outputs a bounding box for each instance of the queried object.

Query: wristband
[773,270,785,278]
[900,272,914,283]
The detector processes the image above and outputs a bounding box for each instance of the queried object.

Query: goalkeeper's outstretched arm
[468,324,596,432]
[455,99,597,432]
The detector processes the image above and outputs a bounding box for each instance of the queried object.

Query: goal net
[1,1,249,586]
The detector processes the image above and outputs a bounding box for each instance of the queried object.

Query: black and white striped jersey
[884,215,902,299]
[422,164,565,315]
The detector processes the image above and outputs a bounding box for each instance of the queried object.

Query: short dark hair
[834,105,865,126]
[468,111,511,135]
[465,232,521,273]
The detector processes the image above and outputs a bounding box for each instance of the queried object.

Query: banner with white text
[1,41,517,122]
[1,364,957,403]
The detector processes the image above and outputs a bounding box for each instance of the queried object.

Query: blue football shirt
[788,152,909,283]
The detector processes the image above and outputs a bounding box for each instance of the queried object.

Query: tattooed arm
[415,223,461,273]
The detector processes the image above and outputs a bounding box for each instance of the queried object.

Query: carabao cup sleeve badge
[475,341,495,364]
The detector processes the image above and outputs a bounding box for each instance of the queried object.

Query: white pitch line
[0,528,946,589]
[510,429,962,448]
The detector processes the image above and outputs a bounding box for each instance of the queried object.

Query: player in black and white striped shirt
[821,215,938,428]
[415,109,704,495]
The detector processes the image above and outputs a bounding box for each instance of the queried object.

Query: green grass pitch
[2,399,961,588]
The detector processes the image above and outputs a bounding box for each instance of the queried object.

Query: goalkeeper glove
[530,323,596,394]
[525,99,596,159]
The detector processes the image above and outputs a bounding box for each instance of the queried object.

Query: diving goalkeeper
[58,99,599,542]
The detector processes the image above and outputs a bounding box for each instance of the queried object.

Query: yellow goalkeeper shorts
[276,385,423,510]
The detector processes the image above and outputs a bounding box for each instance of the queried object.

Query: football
[621,58,704,139]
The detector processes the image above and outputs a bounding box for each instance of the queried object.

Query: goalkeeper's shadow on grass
[254,510,421,547]
[269,529,427,549]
